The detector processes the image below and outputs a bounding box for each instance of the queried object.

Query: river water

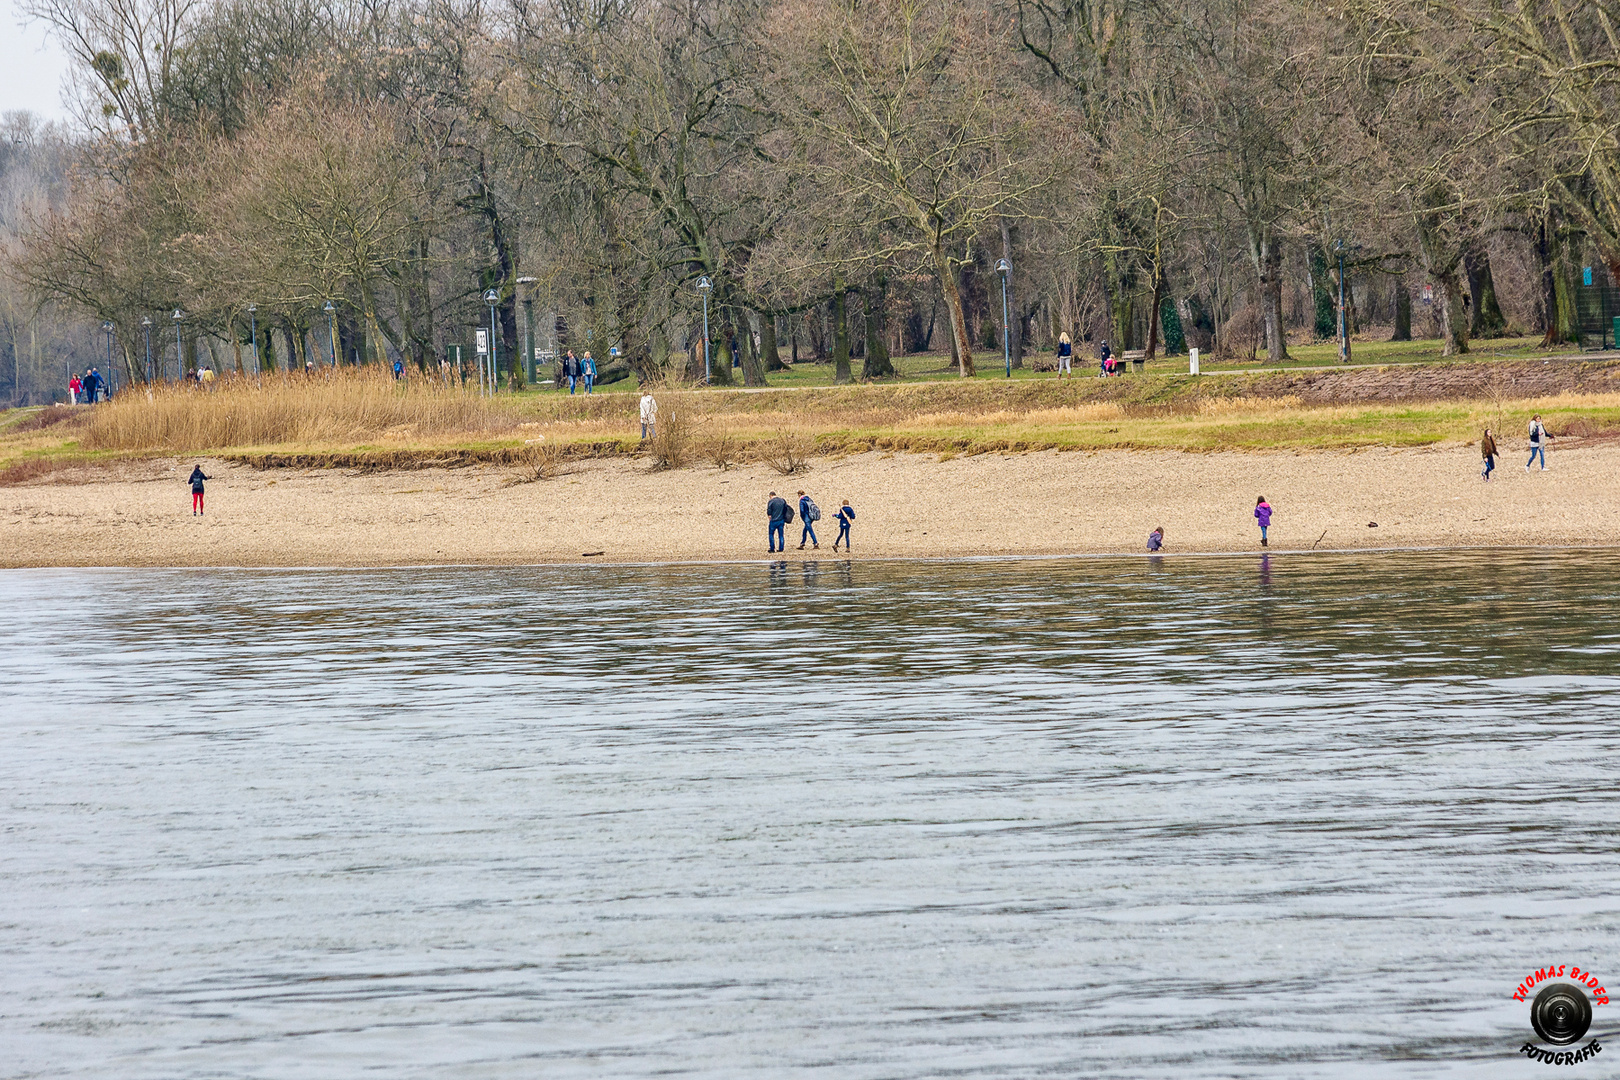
[3,552,1618,1078]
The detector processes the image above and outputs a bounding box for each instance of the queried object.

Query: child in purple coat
[1254,496,1272,547]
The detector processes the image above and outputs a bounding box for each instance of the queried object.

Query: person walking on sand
[1056,332,1073,378]
[797,490,820,550]
[188,464,211,516]
[767,491,789,553]
[640,391,657,440]
[581,352,597,394]
[1254,496,1272,547]
[832,500,855,552]
[1481,427,1498,481]
[1526,414,1549,470]
[1148,526,1164,552]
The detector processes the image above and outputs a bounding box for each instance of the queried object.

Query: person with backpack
[1481,427,1498,481]
[832,501,855,552]
[581,352,597,393]
[766,491,790,553]
[1526,414,1549,470]
[797,490,820,550]
[188,464,211,516]
[1254,496,1272,547]
[393,358,404,380]
[1056,332,1073,378]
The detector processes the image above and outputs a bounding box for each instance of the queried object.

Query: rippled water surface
[4,552,1620,1078]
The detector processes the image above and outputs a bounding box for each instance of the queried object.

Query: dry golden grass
[81,370,516,452]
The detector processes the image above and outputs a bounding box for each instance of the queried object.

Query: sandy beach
[1,444,1615,566]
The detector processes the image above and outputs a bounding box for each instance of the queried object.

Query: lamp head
[995,258,1012,275]
[246,303,256,313]
[323,301,335,313]
[696,275,712,293]
[172,309,182,321]
[141,316,151,327]
[483,288,499,304]
[102,320,113,332]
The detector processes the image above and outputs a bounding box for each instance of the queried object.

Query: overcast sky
[1,0,76,124]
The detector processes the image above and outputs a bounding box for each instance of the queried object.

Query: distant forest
[3,0,1619,400]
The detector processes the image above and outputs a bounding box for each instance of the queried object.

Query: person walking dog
[1526,414,1549,470]
[797,490,820,549]
[832,500,855,552]
[1481,427,1498,481]
[189,464,211,516]
[1254,496,1272,547]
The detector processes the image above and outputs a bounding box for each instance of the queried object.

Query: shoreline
[2,445,1615,568]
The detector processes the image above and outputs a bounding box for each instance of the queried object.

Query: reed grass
[80,370,517,452]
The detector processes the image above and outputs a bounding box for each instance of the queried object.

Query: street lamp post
[101,321,114,398]
[995,258,1013,378]
[516,276,537,387]
[483,288,501,396]
[324,301,337,369]
[1336,239,1348,364]
[172,309,183,382]
[247,304,257,380]
[141,316,152,384]
[696,276,713,384]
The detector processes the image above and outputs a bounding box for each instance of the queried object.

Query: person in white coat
[640,392,657,440]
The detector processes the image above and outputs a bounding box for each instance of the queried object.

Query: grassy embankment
[557,334,1586,393]
[3,354,1620,481]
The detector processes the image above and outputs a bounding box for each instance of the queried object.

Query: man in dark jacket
[766,492,789,553]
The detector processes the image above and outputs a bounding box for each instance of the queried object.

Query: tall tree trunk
[1435,270,1470,355]
[1143,269,1165,361]
[1392,280,1412,341]
[790,317,799,365]
[760,312,784,371]
[738,308,768,386]
[863,276,894,379]
[1259,236,1288,361]
[1464,240,1507,338]
[231,318,245,375]
[933,243,975,377]
[831,281,853,384]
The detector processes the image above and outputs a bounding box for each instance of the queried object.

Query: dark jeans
[801,520,817,545]
[1527,444,1545,469]
[835,521,850,549]
[1484,455,1495,479]
[769,521,785,551]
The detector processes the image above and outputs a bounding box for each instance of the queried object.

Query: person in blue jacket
[581,352,597,393]
[797,490,818,550]
[766,492,789,553]
[832,501,855,552]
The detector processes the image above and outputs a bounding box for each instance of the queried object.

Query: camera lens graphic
[1531,982,1593,1046]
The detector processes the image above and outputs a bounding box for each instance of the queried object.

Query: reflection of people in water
[1259,553,1272,587]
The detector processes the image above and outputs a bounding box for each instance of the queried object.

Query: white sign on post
[1189,347,1200,375]
[476,329,489,356]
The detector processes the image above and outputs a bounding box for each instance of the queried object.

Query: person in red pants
[188,464,211,515]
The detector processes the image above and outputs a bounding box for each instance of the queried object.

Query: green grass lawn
[515,335,1596,396]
